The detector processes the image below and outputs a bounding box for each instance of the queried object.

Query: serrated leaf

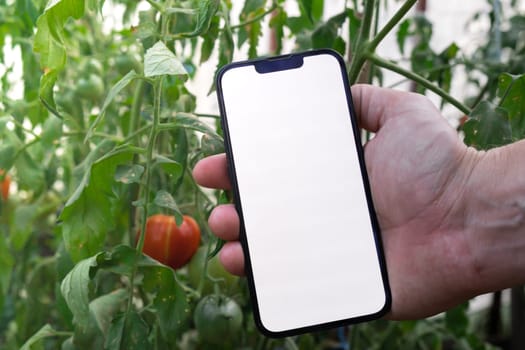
[144,41,188,77]
[60,148,133,261]
[154,190,183,225]
[20,324,69,350]
[87,70,138,139]
[114,164,144,184]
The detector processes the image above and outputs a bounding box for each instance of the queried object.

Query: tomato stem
[367,53,472,115]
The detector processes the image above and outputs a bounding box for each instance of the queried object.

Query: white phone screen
[217,50,390,336]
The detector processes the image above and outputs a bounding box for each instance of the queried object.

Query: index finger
[192,153,232,190]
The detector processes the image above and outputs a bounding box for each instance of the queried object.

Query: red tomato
[139,214,201,270]
[0,170,10,201]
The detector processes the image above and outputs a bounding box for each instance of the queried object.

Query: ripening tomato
[0,170,10,201]
[139,214,201,270]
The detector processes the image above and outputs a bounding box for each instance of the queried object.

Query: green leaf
[66,246,189,346]
[15,150,46,194]
[144,41,188,77]
[299,0,324,23]
[40,114,63,146]
[39,70,60,117]
[20,324,69,350]
[172,112,223,142]
[498,73,525,139]
[0,237,14,311]
[87,70,139,139]
[184,0,220,37]
[348,8,362,53]
[137,9,157,41]
[201,133,225,156]
[397,18,411,55]
[0,144,18,170]
[269,8,286,54]
[33,0,94,114]
[114,164,144,184]
[200,16,220,63]
[105,311,151,350]
[60,147,133,261]
[445,303,469,337]
[142,260,190,342]
[154,155,182,179]
[61,256,97,329]
[463,101,513,149]
[90,289,128,337]
[311,12,347,50]
[211,28,234,94]
[154,190,183,225]
[12,204,38,250]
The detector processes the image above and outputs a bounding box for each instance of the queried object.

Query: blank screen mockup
[218,52,388,334]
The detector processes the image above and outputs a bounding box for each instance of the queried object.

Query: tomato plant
[140,214,200,270]
[0,0,523,349]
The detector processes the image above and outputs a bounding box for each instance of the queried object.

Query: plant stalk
[348,0,418,84]
[368,0,418,53]
[348,0,376,83]
[367,53,472,115]
[125,77,163,326]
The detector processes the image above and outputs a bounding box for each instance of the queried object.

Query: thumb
[351,84,409,133]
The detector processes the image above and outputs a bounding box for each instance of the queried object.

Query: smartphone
[216,49,390,337]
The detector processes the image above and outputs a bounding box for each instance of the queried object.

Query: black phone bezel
[215,49,391,338]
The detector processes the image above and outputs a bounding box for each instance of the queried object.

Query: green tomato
[114,54,142,75]
[194,294,243,345]
[55,90,75,114]
[187,246,239,295]
[76,74,105,100]
[83,58,104,75]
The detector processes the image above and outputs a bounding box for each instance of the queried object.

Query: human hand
[193,84,483,319]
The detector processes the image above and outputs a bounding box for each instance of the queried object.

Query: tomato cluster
[139,214,201,270]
